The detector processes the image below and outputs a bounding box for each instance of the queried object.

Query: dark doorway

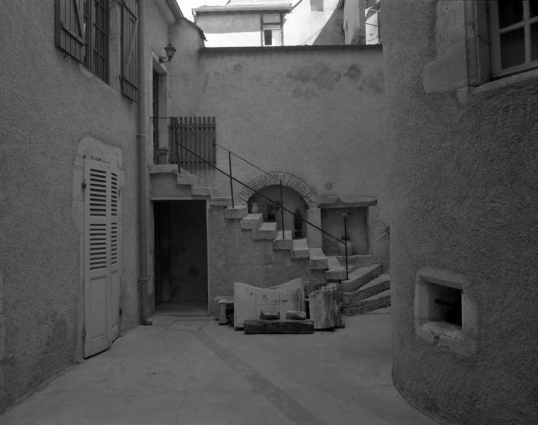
[154,200,208,316]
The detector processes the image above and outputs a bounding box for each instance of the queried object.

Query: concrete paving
[0,313,438,425]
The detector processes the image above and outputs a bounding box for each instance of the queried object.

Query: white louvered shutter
[84,159,121,358]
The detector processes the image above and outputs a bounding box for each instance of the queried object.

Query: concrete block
[240,214,263,230]
[252,222,278,240]
[309,248,328,270]
[290,238,310,260]
[273,230,293,250]
[223,205,248,220]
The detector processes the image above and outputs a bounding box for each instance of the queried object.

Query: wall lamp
[159,43,177,63]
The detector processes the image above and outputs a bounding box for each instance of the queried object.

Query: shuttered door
[84,159,121,358]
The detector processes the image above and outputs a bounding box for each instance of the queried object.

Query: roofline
[194,4,293,15]
[165,0,184,22]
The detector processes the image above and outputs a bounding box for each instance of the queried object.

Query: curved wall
[383,1,538,424]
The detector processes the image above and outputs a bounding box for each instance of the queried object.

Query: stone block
[240,214,263,230]
[192,186,213,197]
[260,311,280,320]
[214,296,234,325]
[244,320,314,334]
[252,222,278,240]
[273,230,293,250]
[286,310,307,320]
[309,283,342,330]
[234,279,305,328]
[223,205,248,220]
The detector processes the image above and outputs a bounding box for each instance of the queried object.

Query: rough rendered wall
[0,1,141,412]
[176,45,389,269]
[383,1,538,424]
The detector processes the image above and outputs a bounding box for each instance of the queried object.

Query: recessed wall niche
[414,266,478,357]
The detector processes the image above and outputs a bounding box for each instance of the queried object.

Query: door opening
[154,200,208,316]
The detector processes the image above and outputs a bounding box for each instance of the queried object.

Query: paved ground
[0,313,438,425]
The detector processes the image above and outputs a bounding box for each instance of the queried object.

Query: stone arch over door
[239,172,317,208]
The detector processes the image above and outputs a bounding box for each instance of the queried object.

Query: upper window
[489,0,538,77]
[55,0,109,82]
[261,14,283,46]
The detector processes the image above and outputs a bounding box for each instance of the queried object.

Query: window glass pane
[500,28,526,69]
[264,29,273,45]
[498,0,524,28]
[530,0,538,17]
[532,23,538,60]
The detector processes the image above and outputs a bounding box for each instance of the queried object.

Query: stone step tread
[292,238,309,251]
[347,274,390,293]
[309,248,327,260]
[274,230,293,240]
[243,213,263,221]
[351,288,391,303]
[258,222,278,231]
[342,292,391,316]
[343,264,382,282]
[223,205,249,220]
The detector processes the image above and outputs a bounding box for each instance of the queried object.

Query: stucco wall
[0,0,184,413]
[175,45,389,268]
[383,1,538,424]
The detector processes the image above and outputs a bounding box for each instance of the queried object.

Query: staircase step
[290,239,309,260]
[338,254,374,268]
[253,222,278,240]
[325,256,347,281]
[240,214,263,230]
[309,248,328,270]
[343,274,390,306]
[342,289,391,316]
[192,186,213,197]
[176,173,199,186]
[340,264,382,292]
[273,230,293,250]
[210,197,232,207]
[224,205,248,220]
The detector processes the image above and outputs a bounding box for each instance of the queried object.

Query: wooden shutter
[84,159,121,358]
[56,0,86,63]
[121,0,139,102]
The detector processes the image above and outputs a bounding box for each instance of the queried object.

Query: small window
[310,0,324,12]
[489,0,538,77]
[261,14,283,46]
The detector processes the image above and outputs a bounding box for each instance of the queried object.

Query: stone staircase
[150,165,390,315]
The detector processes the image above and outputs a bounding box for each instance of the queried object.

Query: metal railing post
[279,182,285,239]
[228,151,235,208]
[344,214,349,280]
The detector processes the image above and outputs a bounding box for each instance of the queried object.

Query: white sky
[177,0,227,22]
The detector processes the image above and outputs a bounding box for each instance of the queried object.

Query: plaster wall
[0,0,185,413]
[174,45,389,268]
[383,1,538,424]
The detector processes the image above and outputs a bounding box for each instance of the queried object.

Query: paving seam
[193,330,326,425]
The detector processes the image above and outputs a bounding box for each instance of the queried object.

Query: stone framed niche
[318,196,377,256]
[414,266,478,357]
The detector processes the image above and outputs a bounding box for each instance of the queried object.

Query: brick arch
[239,172,317,208]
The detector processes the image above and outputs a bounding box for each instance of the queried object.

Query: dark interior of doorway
[154,200,208,316]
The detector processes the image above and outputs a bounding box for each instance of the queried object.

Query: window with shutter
[84,159,121,358]
[56,0,86,63]
[56,0,110,82]
[121,0,139,102]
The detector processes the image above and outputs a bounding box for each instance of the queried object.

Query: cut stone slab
[244,319,314,334]
[252,222,278,240]
[286,310,307,320]
[290,238,310,260]
[234,279,305,329]
[309,283,342,330]
[176,174,199,186]
[223,205,248,220]
[343,274,390,306]
[340,265,382,293]
[343,290,391,316]
[240,214,263,230]
[273,230,293,250]
[309,248,328,270]
[192,186,213,197]
[325,256,347,281]
[260,311,280,320]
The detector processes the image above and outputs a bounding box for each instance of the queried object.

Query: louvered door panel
[84,159,121,358]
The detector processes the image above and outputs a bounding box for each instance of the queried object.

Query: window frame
[261,13,284,47]
[84,0,110,83]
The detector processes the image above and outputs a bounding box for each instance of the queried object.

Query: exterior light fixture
[159,43,176,63]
